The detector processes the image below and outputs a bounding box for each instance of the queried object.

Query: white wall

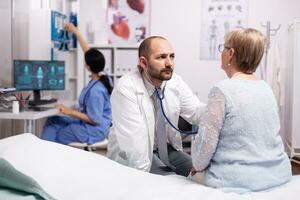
[77,0,300,101]
[0,0,13,138]
[150,0,300,101]
[78,0,108,95]
[13,0,30,60]
[148,0,300,141]
[0,0,12,87]
[7,0,300,101]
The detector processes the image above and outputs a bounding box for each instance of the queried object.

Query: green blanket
[0,158,56,200]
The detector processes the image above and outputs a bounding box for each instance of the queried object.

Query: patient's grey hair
[225,28,266,73]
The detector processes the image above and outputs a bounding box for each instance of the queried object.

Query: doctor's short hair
[85,48,105,73]
[138,36,167,59]
[224,28,266,73]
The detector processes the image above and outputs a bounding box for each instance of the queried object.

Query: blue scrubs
[41,80,112,145]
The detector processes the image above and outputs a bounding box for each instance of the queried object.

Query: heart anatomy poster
[200,0,248,60]
[107,0,150,44]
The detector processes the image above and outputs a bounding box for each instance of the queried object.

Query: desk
[0,101,77,134]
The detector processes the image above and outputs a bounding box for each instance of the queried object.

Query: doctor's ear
[138,56,148,70]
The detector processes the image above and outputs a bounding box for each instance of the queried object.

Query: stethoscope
[155,87,199,135]
[80,80,99,113]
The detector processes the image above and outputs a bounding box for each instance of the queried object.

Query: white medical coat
[107,70,205,171]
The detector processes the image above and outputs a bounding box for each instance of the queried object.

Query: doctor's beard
[146,66,174,82]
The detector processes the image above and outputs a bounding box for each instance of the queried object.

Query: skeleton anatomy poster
[107,0,150,44]
[200,0,248,60]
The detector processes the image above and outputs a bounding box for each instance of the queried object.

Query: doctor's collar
[142,76,166,97]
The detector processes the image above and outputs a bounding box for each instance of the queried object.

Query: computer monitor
[14,60,65,106]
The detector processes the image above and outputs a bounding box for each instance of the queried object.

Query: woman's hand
[64,22,89,53]
[55,104,94,124]
[190,167,200,176]
[64,22,78,34]
[55,104,73,115]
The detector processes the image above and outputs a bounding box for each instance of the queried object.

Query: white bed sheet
[0,134,299,200]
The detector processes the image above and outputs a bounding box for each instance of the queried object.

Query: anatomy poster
[107,0,150,44]
[200,0,248,60]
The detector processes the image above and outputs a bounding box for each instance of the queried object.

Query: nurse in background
[191,28,291,193]
[41,23,113,145]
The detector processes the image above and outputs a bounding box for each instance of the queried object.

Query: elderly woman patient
[191,28,292,193]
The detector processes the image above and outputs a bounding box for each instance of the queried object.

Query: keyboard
[0,87,16,93]
[28,106,53,112]
[29,98,57,106]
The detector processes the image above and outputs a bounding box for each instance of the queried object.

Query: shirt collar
[142,75,166,97]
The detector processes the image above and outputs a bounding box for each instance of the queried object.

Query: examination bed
[0,133,299,200]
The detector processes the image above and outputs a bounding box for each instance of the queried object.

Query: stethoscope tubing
[155,88,198,135]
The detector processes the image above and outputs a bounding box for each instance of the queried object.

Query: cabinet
[84,44,139,86]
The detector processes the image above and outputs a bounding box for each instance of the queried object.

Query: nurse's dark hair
[85,48,113,94]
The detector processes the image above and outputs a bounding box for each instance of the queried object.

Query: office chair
[178,116,196,154]
[68,139,108,152]
[68,124,112,151]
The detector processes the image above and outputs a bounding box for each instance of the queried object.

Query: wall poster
[107,0,150,44]
[200,0,248,60]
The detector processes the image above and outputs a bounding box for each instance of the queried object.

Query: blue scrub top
[79,79,112,144]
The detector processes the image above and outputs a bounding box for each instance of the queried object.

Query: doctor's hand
[55,104,73,115]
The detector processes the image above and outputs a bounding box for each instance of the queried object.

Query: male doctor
[107,36,205,177]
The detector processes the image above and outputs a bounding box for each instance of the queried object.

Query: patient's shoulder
[212,79,232,93]
[210,79,240,101]
[214,79,232,87]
